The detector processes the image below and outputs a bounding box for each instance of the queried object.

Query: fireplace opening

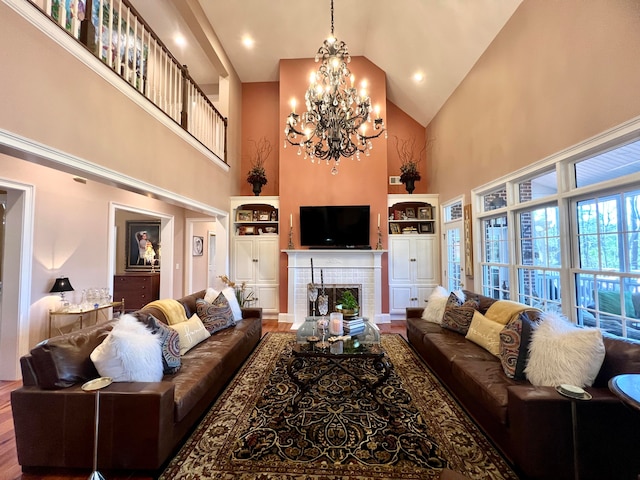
[308,284,362,316]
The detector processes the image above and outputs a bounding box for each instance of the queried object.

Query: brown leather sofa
[407,290,640,480]
[11,289,262,474]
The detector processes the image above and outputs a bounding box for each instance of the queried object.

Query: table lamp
[50,277,74,302]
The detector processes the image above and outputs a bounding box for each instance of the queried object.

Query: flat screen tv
[300,205,371,249]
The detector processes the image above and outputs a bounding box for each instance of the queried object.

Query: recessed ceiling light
[242,35,255,49]
[413,72,425,83]
[174,34,186,47]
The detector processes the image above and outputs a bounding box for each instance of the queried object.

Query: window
[481,216,510,300]
[574,189,640,339]
[482,187,507,212]
[518,170,557,202]
[575,139,640,188]
[517,206,562,311]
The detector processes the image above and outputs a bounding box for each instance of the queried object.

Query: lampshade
[50,277,74,294]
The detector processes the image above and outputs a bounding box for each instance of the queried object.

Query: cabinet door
[416,285,435,309]
[414,236,438,284]
[390,285,413,312]
[389,237,413,283]
[233,238,256,283]
[254,284,279,312]
[255,237,279,283]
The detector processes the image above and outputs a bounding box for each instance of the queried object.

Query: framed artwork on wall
[126,220,160,271]
[237,210,253,222]
[193,236,204,256]
[464,204,473,277]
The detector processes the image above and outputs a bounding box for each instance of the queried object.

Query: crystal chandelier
[284,0,386,175]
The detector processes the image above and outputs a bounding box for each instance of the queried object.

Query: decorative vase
[404,179,415,194]
[252,182,263,196]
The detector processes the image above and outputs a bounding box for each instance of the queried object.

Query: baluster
[70,0,79,38]
[44,0,52,17]
[125,6,131,84]
[57,0,66,29]
[132,15,138,89]
[115,0,122,74]
[79,0,96,53]
[97,0,103,60]
[181,65,189,129]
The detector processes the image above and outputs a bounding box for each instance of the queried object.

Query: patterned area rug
[160,333,518,479]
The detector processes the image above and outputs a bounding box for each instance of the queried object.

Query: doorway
[441,198,466,292]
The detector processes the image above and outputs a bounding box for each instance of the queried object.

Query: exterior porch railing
[28,0,227,162]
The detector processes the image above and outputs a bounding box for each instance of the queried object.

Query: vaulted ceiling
[131,0,523,127]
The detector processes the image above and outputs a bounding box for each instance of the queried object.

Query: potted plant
[337,290,359,317]
[395,136,425,194]
[246,137,272,196]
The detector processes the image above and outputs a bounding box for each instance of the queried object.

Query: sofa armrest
[242,307,262,320]
[12,381,176,470]
[406,307,424,319]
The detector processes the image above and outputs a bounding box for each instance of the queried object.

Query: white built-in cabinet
[387,194,440,317]
[230,196,279,316]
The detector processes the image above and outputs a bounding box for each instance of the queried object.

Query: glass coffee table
[286,333,391,412]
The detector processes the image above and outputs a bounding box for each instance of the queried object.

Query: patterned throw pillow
[499,312,536,380]
[129,311,181,374]
[441,293,479,335]
[196,293,236,335]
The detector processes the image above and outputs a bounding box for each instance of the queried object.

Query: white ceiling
[131,0,523,127]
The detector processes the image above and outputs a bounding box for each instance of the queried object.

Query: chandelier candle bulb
[310,258,314,284]
[378,213,380,228]
[290,213,293,227]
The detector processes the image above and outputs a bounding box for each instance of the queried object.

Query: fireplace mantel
[282,250,387,325]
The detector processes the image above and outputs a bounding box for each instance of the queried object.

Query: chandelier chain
[330,0,334,36]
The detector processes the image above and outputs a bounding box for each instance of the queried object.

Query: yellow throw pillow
[465,311,504,356]
[169,314,210,355]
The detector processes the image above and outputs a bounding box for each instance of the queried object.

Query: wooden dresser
[113,273,160,311]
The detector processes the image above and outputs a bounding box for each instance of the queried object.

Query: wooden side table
[48,301,124,338]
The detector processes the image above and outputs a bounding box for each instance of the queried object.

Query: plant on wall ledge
[246,137,272,196]
[395,135,425,194]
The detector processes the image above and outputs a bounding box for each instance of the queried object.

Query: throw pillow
[90,315,164,382]
[441,293,479,335]
[222,286,243,322]
[525,312,605,387]
[465,311,504,356]
[169,314,210,355]
[204,287,220,304]
[196,294,236,335]
[129,311,181,374]
[499,312,537,380]
[598,290,637,319]
[421,286,449,324]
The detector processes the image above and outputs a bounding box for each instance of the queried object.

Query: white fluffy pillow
[204,287,220,304]
[525,312,605,387]
[422,286,449,324]
[222,286,243,322]
[169,314,211,355]
[90,315,163,382]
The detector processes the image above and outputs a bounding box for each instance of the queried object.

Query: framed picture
[419,223,433,234]
[390,223,401,234]
[418,206,432,220]
[406,207,416,218]
[464,204,474,277]
[244,226,255,235]
[126,220,160,271]
[193,236,204,256]
[259,212,270,221]
[237,210,253,222]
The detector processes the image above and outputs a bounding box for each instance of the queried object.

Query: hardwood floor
[0,319,406,480]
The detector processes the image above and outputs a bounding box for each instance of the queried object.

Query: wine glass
[308,283,319,316]
[316,316,329,349]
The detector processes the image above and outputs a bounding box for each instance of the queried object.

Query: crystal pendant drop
[331,165,339,175]
[297,147,302,156]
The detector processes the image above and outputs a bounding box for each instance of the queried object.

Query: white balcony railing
[29,0,227,162]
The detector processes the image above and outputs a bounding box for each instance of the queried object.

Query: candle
[321,269,324,294]
[290,213,293,227]
[378,213,380,228]
[329,312,344,335]
[311,258,315,284]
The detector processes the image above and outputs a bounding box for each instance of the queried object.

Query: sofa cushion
[222,286,243,322]
[451,357,517,425]
[170,314,211,355]
[129,311,181,374]
[499,312,536,380]
[196,294,236,334]
[525,312,605,387]
[593,334,640,388]
[462,290,497,314]
[465,311,504,356]
[441,293,479,335]
[30,321,116,389]
[421,286,449,324]
[90,315,164,382]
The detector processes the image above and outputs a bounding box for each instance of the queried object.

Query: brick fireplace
[283,250,386,326]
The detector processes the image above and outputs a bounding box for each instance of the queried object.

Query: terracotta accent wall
[427,0,640,203]
[240,82,280,196]
[278,57,390,313]
[386,101,429,194]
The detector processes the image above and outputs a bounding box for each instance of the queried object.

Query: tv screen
[300,205,371,248]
